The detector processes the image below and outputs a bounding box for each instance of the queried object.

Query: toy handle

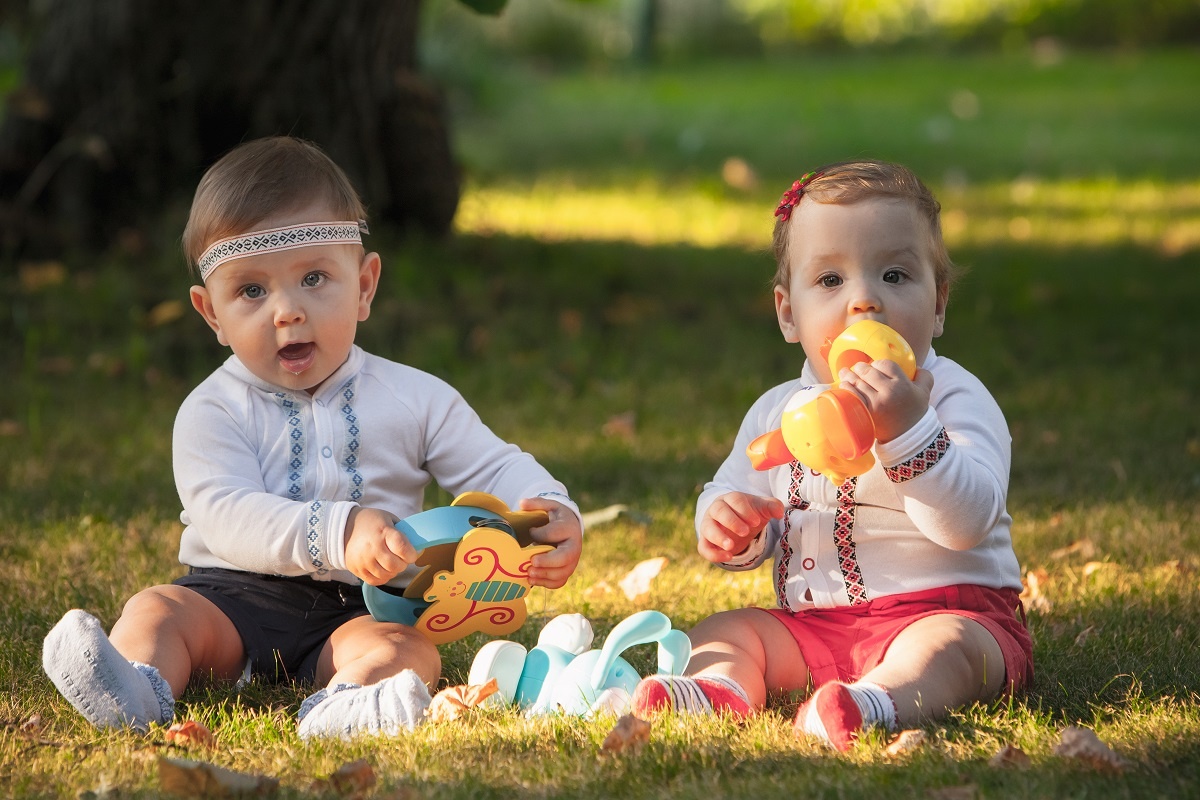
[394,518,433,553]
[816,387,875,460]
[588,610,672,690]
[657,629,691,675]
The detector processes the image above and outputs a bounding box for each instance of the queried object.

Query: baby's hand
[698,492,784,564]
[344,506,418,585]
[838,361,935,443]
[520,497,583,590]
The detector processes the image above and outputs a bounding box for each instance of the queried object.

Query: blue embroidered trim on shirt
[276,393,305,501]
[884,427,952,483]
[339,380,363,502]
[307,499,326,574]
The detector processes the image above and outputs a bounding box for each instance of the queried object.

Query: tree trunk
[0,0,460,259]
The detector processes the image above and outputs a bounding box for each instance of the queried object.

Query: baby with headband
[631,161,1032,750]
[42,136,584,738]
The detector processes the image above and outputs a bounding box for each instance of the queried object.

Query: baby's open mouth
[278,342,315,374]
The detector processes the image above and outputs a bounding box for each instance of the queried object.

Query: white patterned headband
[197,219,369,282]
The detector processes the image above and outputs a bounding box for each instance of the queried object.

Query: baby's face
[774,197,947,383]
[189,203,380,393]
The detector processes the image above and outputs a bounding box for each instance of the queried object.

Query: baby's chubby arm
[521,497,583,589]
[343,507,420,586]
[698,492,784,565]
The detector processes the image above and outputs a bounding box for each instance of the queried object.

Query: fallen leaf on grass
[989,744,1031,768]
[580,504,629,528]
[602,411,637,441]
[19,713,44,734]
[165,720,216,749]
[309,760,376,799]
[1049,539,1095,560]
[1053,726,1127,772]
[427,678,500,723]
[157,756,278,796]
[619,557,667,601]
[1019,568,1050,613]
[884,729,926,757]
[600,714,650,755]
[584,579,615,600]
[1073,625,1097,647]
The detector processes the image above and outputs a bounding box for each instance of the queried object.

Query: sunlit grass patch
[457,176,1200,256]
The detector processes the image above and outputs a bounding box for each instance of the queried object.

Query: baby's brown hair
[182,137,366,277]
[771,160,957,292]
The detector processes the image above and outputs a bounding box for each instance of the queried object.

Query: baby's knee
[380,625,441,678]
[690,608,769,646]
[119,584,196,621]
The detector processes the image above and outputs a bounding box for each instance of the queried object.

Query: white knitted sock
[42,609,175,731]
[297,669,432,739]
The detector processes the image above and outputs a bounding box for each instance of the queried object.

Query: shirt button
[322,446,333,458]
[802,558,815,570]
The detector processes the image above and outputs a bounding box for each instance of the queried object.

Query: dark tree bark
[0,0,460,259]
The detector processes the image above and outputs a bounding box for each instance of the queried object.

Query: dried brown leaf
[309,760,376,799]
[165,719,216,749]
[1049,539,1096,561]
[600,714,651,755]
[1073,625,1097,647]
[19,713,44,734]
[989,744,1032,768]
[884,729,926,757]
[1020,568,1051,613]
[157,756,278,797]
[619,557,668,601]
[602,411,637,441]
[427,677,500,723]
[1053,726,1127,772]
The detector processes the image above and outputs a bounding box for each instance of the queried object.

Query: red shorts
[762,584,1034,693]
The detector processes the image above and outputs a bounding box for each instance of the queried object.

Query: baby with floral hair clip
[632,161,1032,750]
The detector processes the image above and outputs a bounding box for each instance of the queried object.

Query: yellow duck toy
[746,320,917,484]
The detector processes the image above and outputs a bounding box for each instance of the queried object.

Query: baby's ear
[357,251,382,322]
[932,283,949,338]
[189,285,229,346]
[774,285,801,343]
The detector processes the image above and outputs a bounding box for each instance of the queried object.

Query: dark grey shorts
[174,567,369,684]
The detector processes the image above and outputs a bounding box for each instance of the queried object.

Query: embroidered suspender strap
[198,220,368,282]
[775,461,808,609]
[833,478,868,605]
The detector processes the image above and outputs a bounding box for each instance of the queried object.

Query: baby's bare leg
[687,607,811,707]
[42,585,237,731]
[110,585,246,696]
[863,613,1005,726]
[633,608,808,717]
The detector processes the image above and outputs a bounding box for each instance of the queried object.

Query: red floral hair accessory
[774,170,822,222]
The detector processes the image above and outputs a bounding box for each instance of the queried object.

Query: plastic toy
[747,320,917,483]
[467,610,691,717]
[361,492,553,644]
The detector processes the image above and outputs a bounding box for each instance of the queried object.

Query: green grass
[3,49,1199,797]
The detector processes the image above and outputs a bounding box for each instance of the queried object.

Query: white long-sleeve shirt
[698,349,1022,611]
[173,345,577,586]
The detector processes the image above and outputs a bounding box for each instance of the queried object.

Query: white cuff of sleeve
[721,529,767,568]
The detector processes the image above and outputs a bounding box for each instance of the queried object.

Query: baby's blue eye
[302,272,324,287]
[242,284,265,299]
